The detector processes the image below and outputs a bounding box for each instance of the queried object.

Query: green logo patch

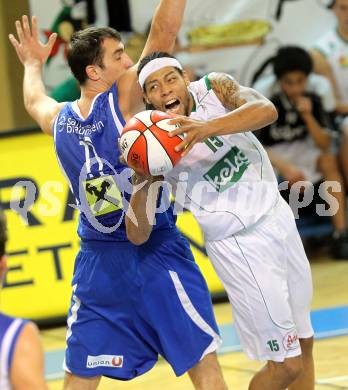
[84,175,123,216]
[203,146,249,192]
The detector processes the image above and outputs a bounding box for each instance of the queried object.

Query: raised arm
[118,0,186,119]
[9,15,65,135]
[170,72,278,156]
[140,0,185,58]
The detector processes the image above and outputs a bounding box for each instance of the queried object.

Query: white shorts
[205,197,314,362]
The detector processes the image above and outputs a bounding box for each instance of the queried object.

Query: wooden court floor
[43,256,348,390]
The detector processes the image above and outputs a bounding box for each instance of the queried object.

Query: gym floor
[42,255,348,389]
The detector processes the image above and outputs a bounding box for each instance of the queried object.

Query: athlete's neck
[77,86,105,119]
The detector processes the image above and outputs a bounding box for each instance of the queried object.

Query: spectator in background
[0,210,47,389]
[253,56,336,114]
[257,46,348,260]
[311,0,348,187]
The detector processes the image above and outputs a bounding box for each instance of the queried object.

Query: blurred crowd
[252,0,348,259]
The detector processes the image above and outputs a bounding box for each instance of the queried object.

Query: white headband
[138,57,183,89]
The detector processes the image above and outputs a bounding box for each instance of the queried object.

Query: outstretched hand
[168,116,211,157]
[9,15,57,66]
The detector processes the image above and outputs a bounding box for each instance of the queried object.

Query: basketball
[120,110,184,176]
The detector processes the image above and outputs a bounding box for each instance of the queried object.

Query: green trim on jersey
[204,74,212,91]
[190,92,197,112]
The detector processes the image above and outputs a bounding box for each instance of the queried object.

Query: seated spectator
[311,0,348,188]
[253,67,336,114]
[0,211,47,389]
[257,46,348,260]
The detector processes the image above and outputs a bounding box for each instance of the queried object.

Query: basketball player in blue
[0,211,47,390]
[9,3,228,389]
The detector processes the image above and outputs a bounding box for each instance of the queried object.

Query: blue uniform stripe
[111,83,126,126]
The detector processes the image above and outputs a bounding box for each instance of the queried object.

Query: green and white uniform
[166,75,314,362]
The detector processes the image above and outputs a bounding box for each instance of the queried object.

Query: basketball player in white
[134,52,315,390]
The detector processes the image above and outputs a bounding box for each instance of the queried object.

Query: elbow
[266,102,278,124]
[269,102,279,122]
[24,99,34,116]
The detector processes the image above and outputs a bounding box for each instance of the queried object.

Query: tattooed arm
[169,72,278,156]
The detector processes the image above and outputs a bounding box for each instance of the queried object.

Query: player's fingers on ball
[168,115,185,125]
[175,139,188,152]
[169,123,189,137]
[22,15,31,37]
[182,139,196,156]
[169,127,184,137]
[181,144,192,157]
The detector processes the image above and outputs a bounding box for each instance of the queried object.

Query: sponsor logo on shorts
[86,354,124,368]
[203,146,249,192]
[283,330,299,351]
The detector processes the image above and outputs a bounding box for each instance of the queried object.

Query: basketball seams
[148,126,175,165]
[156,119,185,140]
[135,110,153,128]
[144,134,150,176]
[121,110,182,176]
[123,118,147,133]
[127,134,150,175]
[121,130,141,161]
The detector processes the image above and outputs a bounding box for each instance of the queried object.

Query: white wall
[29,0,336,87]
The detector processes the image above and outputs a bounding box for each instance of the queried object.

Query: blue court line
[219,305,348,353]
[45,305,348,380]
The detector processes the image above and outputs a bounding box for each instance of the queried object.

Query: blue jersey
[54,83,176,241]
[0,314,28,389]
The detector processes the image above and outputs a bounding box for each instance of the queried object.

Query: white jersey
[166,75,279,241]
[314,29,348,104]
[0,315,26,390]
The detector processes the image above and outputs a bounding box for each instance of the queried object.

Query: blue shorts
[64,229,220,380]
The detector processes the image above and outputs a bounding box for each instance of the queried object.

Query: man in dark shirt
[258,46,348,259]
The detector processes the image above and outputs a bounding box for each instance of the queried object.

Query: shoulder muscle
[209,72,267,110]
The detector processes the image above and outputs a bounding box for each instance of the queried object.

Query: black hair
[137,51,185,109]
[273,46,313,80]
[0,211,7,258]
[67,27,122,85]
[328,0,336,8]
